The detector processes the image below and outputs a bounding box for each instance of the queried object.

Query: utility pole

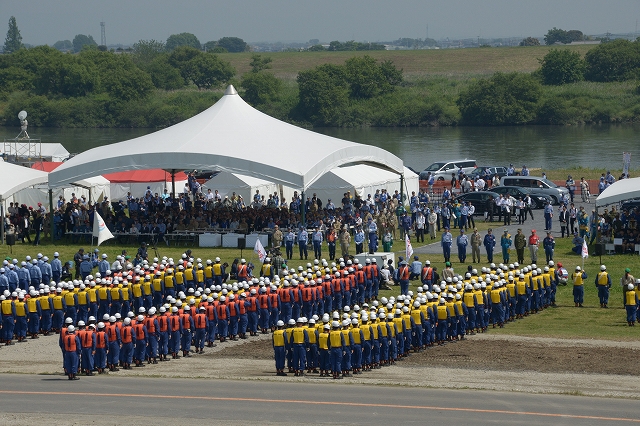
[100,21,106,46]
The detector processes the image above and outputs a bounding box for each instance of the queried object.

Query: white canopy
[202,172,278,201]
[281,165,418,205]
[48,85,404,191]
[596,177,640,207]
[0,160,49,201]
[39,143,71,162]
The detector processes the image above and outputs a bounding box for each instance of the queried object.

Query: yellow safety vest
[272,329,286,347]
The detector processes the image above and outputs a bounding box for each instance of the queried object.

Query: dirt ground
[215,334,640,376]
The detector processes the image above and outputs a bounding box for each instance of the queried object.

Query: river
[0,124,637,172]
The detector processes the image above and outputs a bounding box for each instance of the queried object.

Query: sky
[3,0,639,46]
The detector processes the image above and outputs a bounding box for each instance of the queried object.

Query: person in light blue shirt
[410,256,422,280]
[298,227,309,260]
[544,202,554,231]
[39,256,52,285]
[312,228,323,259]
[98,254,110,276]
[354,227,365,255]
[507,164,515,176]
[521,165,529,176]
[284,228,295,260]
[456,229,468,263]
[368,219,378,254]
[441,227,453,263]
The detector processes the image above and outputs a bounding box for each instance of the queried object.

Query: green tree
[249,54,272,73]
[4,16,23,54]
[307,44,325,51]
[185,53,235,89]
[297,64,349,124]
[584,39,640,82]
[457,72,542,125]
[539,49,585,85]
[78,50,153,100]
[544,28,569,45]
[216,36,248,53]
[132,39,165,66]
[519,37,540,46]
[145,55,185,90]
[241,72,282,105]
[72,34,98,53]
[566,30,584,43]
[344,56,402,99]
[166,32,201,51]
[53,40,73,51]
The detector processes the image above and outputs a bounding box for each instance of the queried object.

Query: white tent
[39,143,71,162]
[596,177,640,207]
[1,142,70,162]
[0,160,49,202]
[202,172,278,202]
[281,165,419,206]
[48,85,404,191]
[9,176,111,208]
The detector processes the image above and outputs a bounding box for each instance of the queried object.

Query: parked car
[454,191,500,215]
[488,186,553,209]
[469,166,508,180]
[500,176,569,204]
[419,159,477,181]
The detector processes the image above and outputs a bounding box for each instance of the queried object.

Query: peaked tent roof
[0,160,49,200]
[48,85,404,191]
[596,177,640,207]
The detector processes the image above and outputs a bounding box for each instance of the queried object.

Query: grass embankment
[4,228,637,341]
[218,45,595,79]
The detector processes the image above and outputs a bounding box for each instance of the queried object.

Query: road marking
[0,389,637,422]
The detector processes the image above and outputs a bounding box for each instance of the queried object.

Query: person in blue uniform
[595,265,612,308]
[501,229,512,263]
[284,228,295,260]
[328,321,346,379]
[51,252,63,284]
[272,320,288,376]
[456,229,468,263]
[312,228,323,259]
[543,232,555,263]
[354,227,365,255]
[367,219,378,254]
[298,227,309,260]
[289,318,309,376]
[483,229,496,263]
[62,325,82,380]
[441,227,452,263]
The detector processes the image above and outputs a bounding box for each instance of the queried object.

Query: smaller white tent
[281,165,418,205]
[596,177,640,207]
[9,176,111,208]
[202,172,279,202]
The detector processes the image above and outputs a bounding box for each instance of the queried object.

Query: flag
[254,238,267,263]
[93,211,114,246]
[581,239,589,259]
[405,233,413,259]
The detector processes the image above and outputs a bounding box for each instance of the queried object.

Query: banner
[581,239,589,259]
[405,233,414,259]
[93,211,114,246]
[623,152,631,177]
[254,238,267,263]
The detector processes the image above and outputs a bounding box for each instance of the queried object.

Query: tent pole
[301,191,305,227]
[49,189,54,243]
[0,199,4,245]
[400,174,405,205]
[171,170,176,199]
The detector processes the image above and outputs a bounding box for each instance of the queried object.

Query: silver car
[500,176,569,204]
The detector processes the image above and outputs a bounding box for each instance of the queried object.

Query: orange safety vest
[268,293,278,308]
[81,329,94,348]
[279,288,291,303]
[181,314,192,330]
[157,315,169,332]
[170,315,181,332]
[216,304,228,320]
[106,324,118,342]
[194,313,207,329]
[400,266,410,280]
[96,331,107,348]
[64,334,78,352]
[134,323,145,340]
[302,287,313,302]
[144,317,156,334]
[121,325,133,344]
[247,296,258,312]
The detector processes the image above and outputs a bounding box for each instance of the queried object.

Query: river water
[0,124,637,172]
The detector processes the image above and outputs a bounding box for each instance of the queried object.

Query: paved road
[0,374,638,425]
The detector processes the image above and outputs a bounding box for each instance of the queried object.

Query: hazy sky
[3,0,639,46]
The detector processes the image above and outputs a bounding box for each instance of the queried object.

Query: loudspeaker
[594,243,604,256]
[237,238,246,250]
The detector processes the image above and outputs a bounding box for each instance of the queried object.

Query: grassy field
[218,45,597,80]
[3,227,637,341]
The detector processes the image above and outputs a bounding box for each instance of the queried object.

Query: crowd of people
[2,246,640,381]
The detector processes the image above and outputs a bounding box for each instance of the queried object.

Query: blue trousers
[108,342,120,366]
[64,351,79,374]
[181,330,192,352]
[194,328,206,350]
[598,286,610,305]
[274,346,285,370]
[292,344,306,371]
[573,286,584,304]
[330,347,342,373]
[94,347,107,369]
[81,347,94,371]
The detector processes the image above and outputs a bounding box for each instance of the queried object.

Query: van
[419,159,477,181]
[500,176,569,204]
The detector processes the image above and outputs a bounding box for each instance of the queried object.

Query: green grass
[217,45,597,80]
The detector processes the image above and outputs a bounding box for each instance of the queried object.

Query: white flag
[581,239,589,259]
[93,211,114,246]
[405,233,413,259]
[254,238,267,263]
